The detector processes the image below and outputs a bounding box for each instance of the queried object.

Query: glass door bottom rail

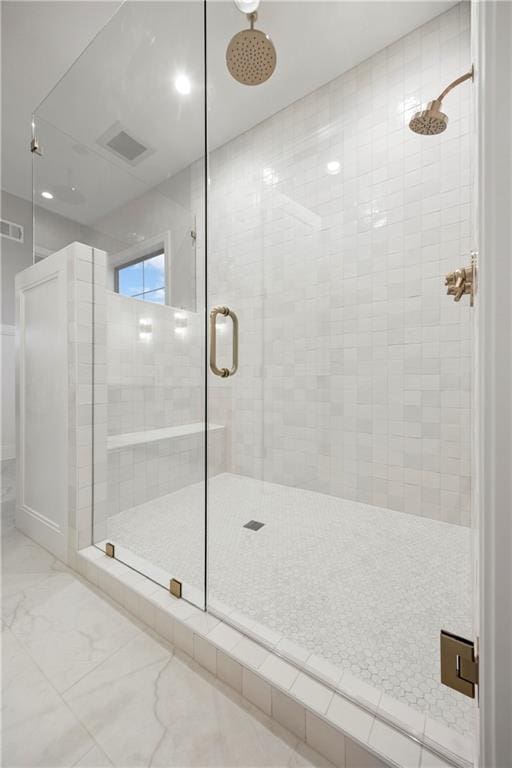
[105,472,475,744]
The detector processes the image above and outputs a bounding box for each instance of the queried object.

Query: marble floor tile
[2,569,76,626]
[64,631,325,767]
[2,528,332,768]
[6,575,142,693]
[2,528,142,694]
[1,624,95,767]
[73,743,114,766]
[1,458,16,529]
[1,526,66,575]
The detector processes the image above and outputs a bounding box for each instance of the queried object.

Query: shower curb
[74,545,472,768]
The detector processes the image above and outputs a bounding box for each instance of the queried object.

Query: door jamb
[476,2,512,766]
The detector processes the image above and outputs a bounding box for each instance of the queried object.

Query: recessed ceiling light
[174,74,191,95]
[326,160,341,175]
[41,191,54,199]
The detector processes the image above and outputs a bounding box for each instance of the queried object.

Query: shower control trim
[445,255,476,306]
[209,306,239,378]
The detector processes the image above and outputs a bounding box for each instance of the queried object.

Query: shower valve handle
[445,263,475,306]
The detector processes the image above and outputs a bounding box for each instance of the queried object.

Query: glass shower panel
[206,0,476,759]
[33,0,207,608]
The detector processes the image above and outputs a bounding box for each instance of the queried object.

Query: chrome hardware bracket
[30,137,43,156]
[209,306,238,378]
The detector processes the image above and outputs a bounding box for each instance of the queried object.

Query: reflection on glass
[143,288,165,304]
[144,252,165,292]
[118,261,143,297]
[116,250,165,303]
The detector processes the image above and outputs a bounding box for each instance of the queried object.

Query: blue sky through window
[118,261,143,297]
[116,251,165,303]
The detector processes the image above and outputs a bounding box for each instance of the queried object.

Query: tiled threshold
[75,546,474,768]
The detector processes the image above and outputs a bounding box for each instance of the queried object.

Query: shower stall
[27,1,482,764]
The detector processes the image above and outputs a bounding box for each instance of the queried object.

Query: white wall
[0,189,123,459]
[14,242,101,559]
[1,191,34,326]
[91,168,198,312]
[15,249,69,558]
[0,172,199,461]
[203,3,472,525]
[1,325,15,459]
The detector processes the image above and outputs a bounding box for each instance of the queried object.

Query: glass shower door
[206,1,477,762]
[32,0,208,608]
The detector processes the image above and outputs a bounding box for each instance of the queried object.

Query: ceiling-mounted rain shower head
[409,67,473,136]
[226,11,276,86]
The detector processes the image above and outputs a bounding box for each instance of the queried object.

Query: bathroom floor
[1,458,16,528]
[1,523,333,767]
[107,472,475,740]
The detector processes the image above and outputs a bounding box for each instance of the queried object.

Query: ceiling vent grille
[96,121,155,166]
[1,218,24,243]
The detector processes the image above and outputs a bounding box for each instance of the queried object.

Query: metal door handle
[209,306,238,378]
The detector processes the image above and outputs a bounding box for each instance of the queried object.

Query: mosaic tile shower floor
[107,472,475,739]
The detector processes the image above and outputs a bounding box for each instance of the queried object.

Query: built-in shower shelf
[107,422,224,451]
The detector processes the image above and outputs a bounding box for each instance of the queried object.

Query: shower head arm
[436,67,474,104]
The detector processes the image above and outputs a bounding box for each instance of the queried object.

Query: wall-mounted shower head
[409,67,473,136]
[226,11,276,86]
[409,99,448,135]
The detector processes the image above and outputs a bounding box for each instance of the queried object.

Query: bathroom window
[115,250,165,304]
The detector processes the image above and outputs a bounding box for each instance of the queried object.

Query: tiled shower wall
[105,293,225,515]
[106,293,203,436]
[204,3,472,525]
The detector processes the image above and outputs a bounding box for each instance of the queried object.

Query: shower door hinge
[169,578,182,599]
[440,630,479,699]
[30,137,43,156]
[190,229,197,241]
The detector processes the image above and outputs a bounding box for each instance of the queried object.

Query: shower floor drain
[243,520,265,531]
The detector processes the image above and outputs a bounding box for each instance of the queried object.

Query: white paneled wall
[15,242,104,557]
[203,3,472,525]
